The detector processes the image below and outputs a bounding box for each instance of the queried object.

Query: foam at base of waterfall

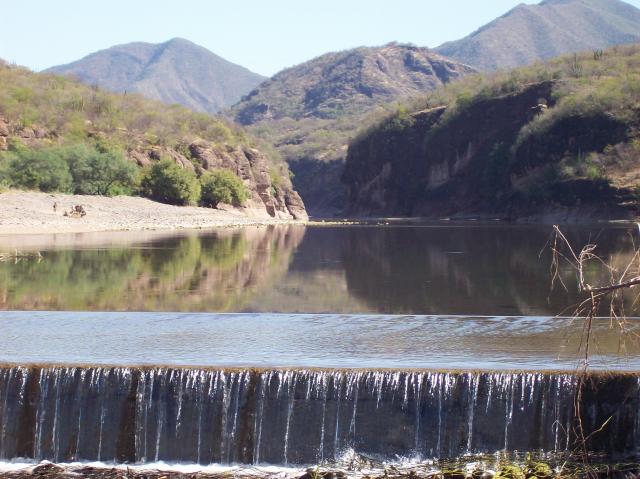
[0,460,305,476]
[0,455,611,479]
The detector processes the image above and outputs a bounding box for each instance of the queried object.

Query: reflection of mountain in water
[341,225,637,316]
[0,226,305,311]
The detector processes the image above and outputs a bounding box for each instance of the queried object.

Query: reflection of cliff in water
[342,225,637,316]
[0,226,305,311]
[244,227,372,313]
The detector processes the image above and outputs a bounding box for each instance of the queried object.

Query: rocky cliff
[343,46,640,220]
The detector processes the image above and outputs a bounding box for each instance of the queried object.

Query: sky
[3,0,640,77]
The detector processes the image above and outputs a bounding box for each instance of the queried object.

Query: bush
[139,159,201,205]
[63,144,137,196]
[0,145,73,192]
[200,169,249,208]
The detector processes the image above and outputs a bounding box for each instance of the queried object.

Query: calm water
[0,311,638,370]
[1,223,639,370]
[0,223,637,315]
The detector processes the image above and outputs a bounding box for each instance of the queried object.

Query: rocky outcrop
[0,119,51,150]
[343,81,638,220]
[0,118,8,151]
[126,140,307,220]
[188,141,307,220]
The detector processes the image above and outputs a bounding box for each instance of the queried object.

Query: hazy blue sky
[3,0,640,76]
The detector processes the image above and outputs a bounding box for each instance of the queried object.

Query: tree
[63,144,137,196]
[200,169,249,208]
[1,145,72,193]
[139,159,201,206]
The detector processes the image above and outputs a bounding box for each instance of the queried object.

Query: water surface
[0,223,637,315]
[0,311,638,371]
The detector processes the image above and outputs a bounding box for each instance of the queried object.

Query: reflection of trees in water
[0,226,305,311]
[342,226,636,316]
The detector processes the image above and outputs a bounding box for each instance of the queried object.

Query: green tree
[139,159,201,205]
[200,169,249,208]
[63,144,137,196]
[0,145,72,192]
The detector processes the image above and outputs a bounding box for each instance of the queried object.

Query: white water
[1,366,637,465]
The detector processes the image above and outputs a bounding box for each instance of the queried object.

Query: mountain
[229,43,475,214]
[435,0,640,71]
[343,44,640,221]
[0,62,306,220]
[46,38,266,114]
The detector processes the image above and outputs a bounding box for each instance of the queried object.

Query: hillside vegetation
[435,0,640,71]
[344,43,640,220]
[47,38,266,114]
[0,61,307,220]
[229,43,475,214]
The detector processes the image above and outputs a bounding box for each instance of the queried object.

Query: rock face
[343,81,637,220]
[0,117,8,151]
[229,43,475,216]
[128,140,307,220]
[46,38,266,114]
[435,0,640,71]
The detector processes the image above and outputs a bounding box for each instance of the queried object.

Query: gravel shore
[0,191,305,235]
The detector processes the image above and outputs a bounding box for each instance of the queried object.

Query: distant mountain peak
[46,39,266,113]
[435,0,640,71]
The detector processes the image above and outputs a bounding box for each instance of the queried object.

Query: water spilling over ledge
[1,312,640,371]
[0,365,638,466]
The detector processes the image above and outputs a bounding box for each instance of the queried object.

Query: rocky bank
[0,117,307,222]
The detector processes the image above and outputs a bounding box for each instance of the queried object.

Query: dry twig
[549,225,640,475]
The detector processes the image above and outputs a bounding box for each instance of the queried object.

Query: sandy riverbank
[0,191,306,235]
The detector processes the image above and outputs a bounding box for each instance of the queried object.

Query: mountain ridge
[435,0,640,71]
[47,38,266,114]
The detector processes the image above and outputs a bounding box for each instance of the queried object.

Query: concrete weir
[0,365,638,466]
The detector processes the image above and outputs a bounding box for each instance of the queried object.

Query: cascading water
[0,366,638,466]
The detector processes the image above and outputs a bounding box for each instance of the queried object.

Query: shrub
[63,144,138,196]
[139,159,201,205]
[0,145,72,192]
[382,107,415,133]
[200,169,249,208]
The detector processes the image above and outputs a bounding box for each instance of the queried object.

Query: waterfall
[0,365,638,465]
